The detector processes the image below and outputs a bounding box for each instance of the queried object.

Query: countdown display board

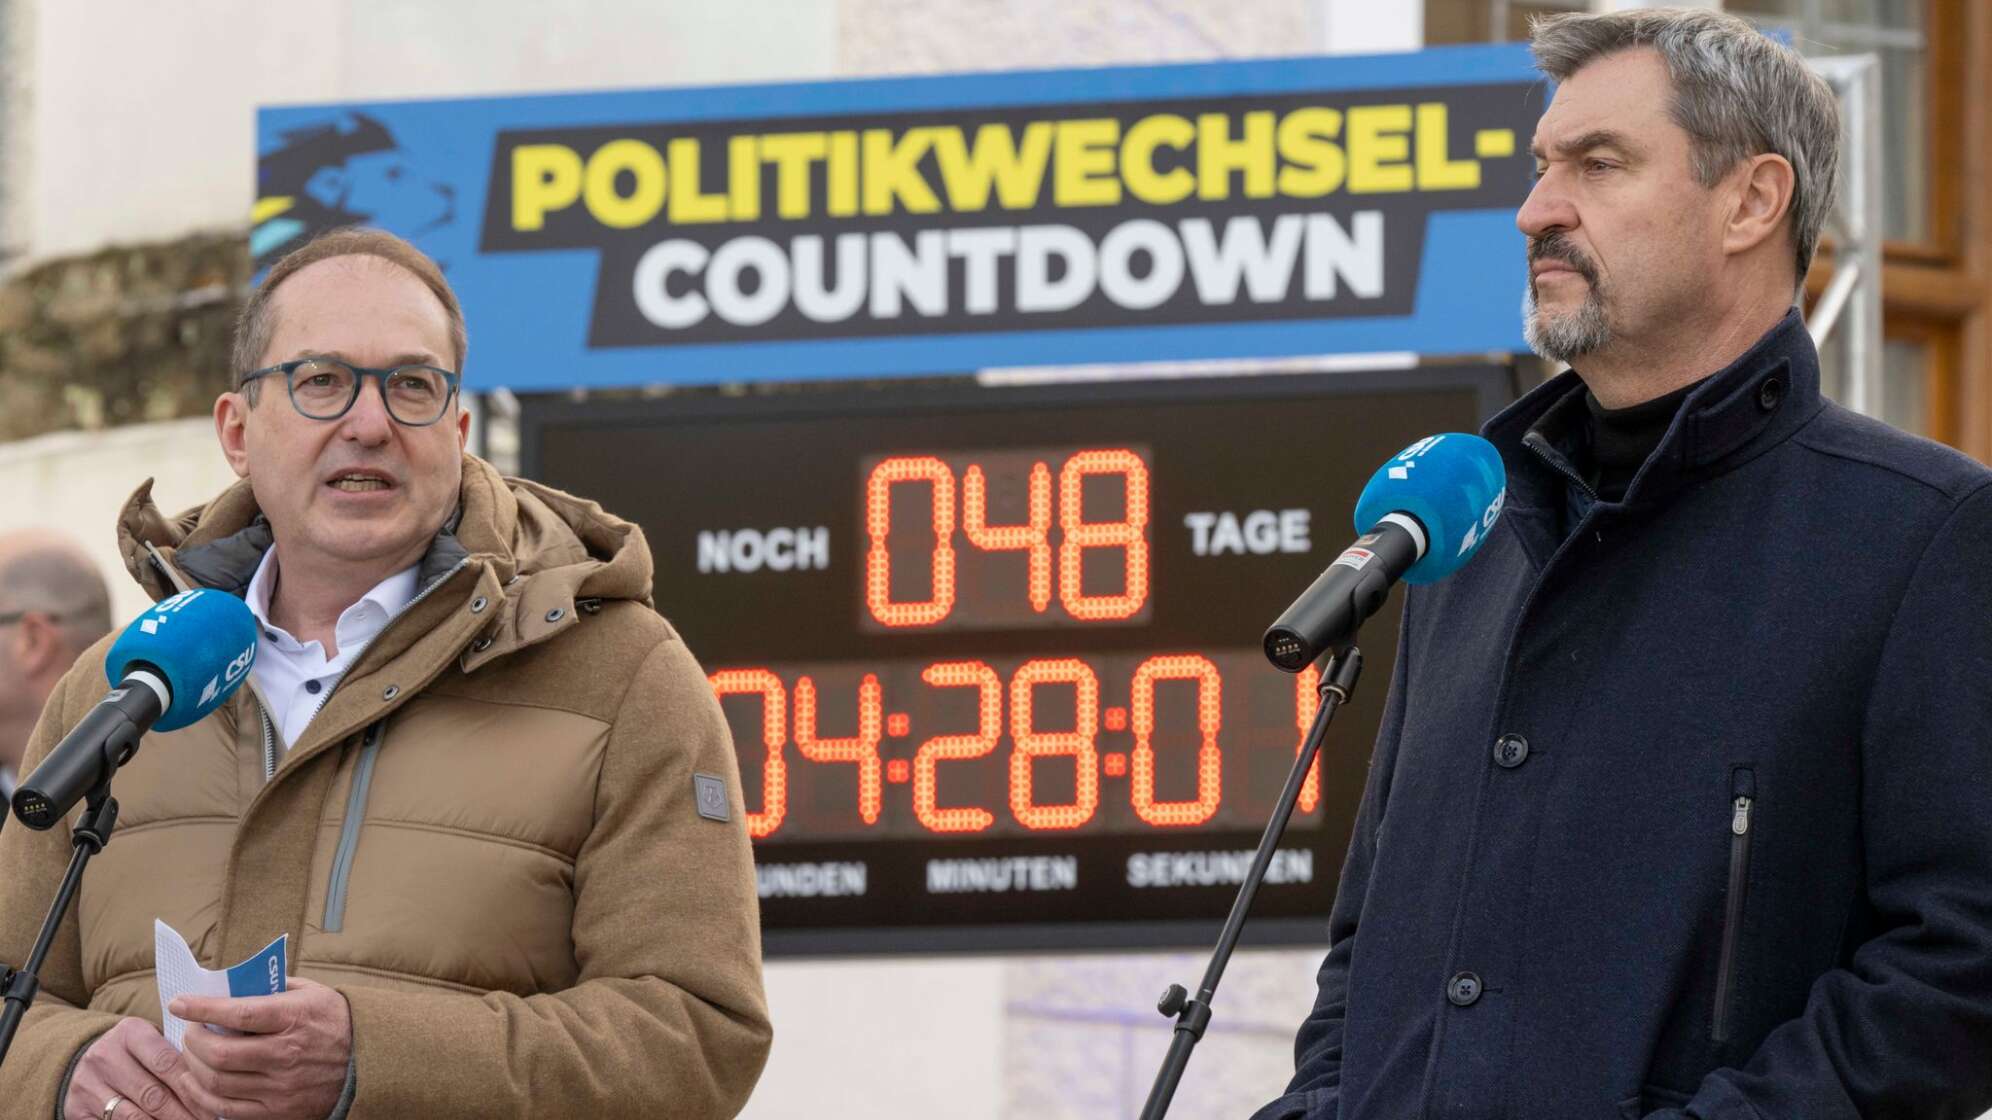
[519,368,1511,952]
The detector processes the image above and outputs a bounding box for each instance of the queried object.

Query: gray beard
[1522,281,1612,365]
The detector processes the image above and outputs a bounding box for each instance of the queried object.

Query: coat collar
[1483,307,1823,514]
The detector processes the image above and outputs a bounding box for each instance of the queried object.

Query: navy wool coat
[1256,310,1992,1120]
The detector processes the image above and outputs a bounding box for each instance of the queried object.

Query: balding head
[0,530,113,772]
[0,529,113,647]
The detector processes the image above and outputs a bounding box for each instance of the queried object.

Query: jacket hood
[113,454,654,674]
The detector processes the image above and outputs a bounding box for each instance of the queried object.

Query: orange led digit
[1058,449,1151,621]
[795,672,885,825]
[1130,654,1223,827]
[963,461,1053,613]
[912,661,1003,833]
[1009,658,1101,830]
[709,668,788,839]
[865,455,958,628]
[1295,665,1322,814]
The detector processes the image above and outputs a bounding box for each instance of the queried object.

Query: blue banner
[256,45,1544,390]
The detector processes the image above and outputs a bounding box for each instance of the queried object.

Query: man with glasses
[0,530,111,821]
[0,228,771,1120]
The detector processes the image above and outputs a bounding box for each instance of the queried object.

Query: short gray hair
[1530,7,1840,288]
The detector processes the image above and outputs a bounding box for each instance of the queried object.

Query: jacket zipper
[257,557,472,782]
[1712,768,1756,1043]
[322,720,387,933]
[1522,430,1600,503]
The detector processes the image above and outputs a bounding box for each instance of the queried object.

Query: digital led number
[863,448,1152,629]
[913,661,1002,833]
[1129,654,1222,827]
[710,652,1330,838]
[709,668,787,839]
[963,462,1053,613]
[795,672,885,824]
[1009,658,1102,831]
[1058,449,1151,622]
[866,457,957,628]
[1295,665,1322,814]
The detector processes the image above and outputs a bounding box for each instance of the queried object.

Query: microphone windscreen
[104,589,259,732]
[1353,433,1507,585]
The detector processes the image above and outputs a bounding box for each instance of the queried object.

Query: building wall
[12,0,837,267]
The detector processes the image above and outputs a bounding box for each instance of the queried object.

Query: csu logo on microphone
[199,643,258,708]
[1456,486,1507,557]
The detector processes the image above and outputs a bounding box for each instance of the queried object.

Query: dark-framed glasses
[238,357,462,427]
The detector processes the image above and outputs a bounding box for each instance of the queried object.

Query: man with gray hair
[0,530,112,819]
[1257,9,1992,1119]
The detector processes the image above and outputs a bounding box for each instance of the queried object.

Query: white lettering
[1303,211,1385,300]
[707,235,790,326]
[1280,509,1312,553]
[870,229,947,319]
[1242,510,1280,553]
[757,861,868,898]
[1126,849,1314,888]
[1015,224,1096,312]
[1183,511,1218,556]
[947,227,1018,315]
[697,527,832,574]
[632,240,711,329]
[792,233,868,323]
[1182,213,1305,304]
[925,856,1080,894]
[1098,218,1185,310]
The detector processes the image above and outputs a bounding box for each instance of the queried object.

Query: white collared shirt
[245,549,419,749]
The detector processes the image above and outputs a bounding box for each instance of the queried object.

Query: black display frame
[517,364,1518,955]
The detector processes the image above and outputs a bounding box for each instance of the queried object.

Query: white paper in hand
[153,919,288,1050]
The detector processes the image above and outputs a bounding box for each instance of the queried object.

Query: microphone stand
[0,777,121,1068]
[1139,645,1363,1120]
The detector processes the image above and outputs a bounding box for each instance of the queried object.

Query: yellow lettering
[1054,119,1121,207]
[581,139,666,230]
[760,133,827,220]
[512,144,584,231]
[1416,103,1479,190]
[1347,105,1414,193]
[828,131,860,217]
[1197,111,1277,201]
[1122,114,1195,205]
[1276,108,1346,198]
[729,134,762,220]
[931,122,1054,211]
[667,138,729,223]
[863,127,942,216]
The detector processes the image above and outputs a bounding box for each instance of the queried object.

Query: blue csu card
[154,920,288,1049]
[225,933,288,998]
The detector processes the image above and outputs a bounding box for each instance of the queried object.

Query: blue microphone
[1264,433,1507,672]
[11,590,257,830]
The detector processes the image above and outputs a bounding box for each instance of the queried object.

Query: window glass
[1731,2,1929,242]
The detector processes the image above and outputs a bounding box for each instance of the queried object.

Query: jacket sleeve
[335,634,772,1120]
[0,661,129,1120]
[1658,483,1992,1120]
[1250,596,1418,1120]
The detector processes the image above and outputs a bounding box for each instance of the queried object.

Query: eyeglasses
[0,610,69,627]
[238,357,462,427]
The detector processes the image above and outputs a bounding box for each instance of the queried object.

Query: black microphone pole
[1139,645,1364,1120]
[0,738,136,1067]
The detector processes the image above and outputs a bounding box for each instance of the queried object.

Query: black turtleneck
[1582,379,1703,502]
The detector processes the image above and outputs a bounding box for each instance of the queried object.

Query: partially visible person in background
[0,530,113,821]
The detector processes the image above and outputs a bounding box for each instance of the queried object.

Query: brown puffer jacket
[0,456,771,1118]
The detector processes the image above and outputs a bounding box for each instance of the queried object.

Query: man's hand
[168,976,352,1120]
[65,1017,206,1120]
